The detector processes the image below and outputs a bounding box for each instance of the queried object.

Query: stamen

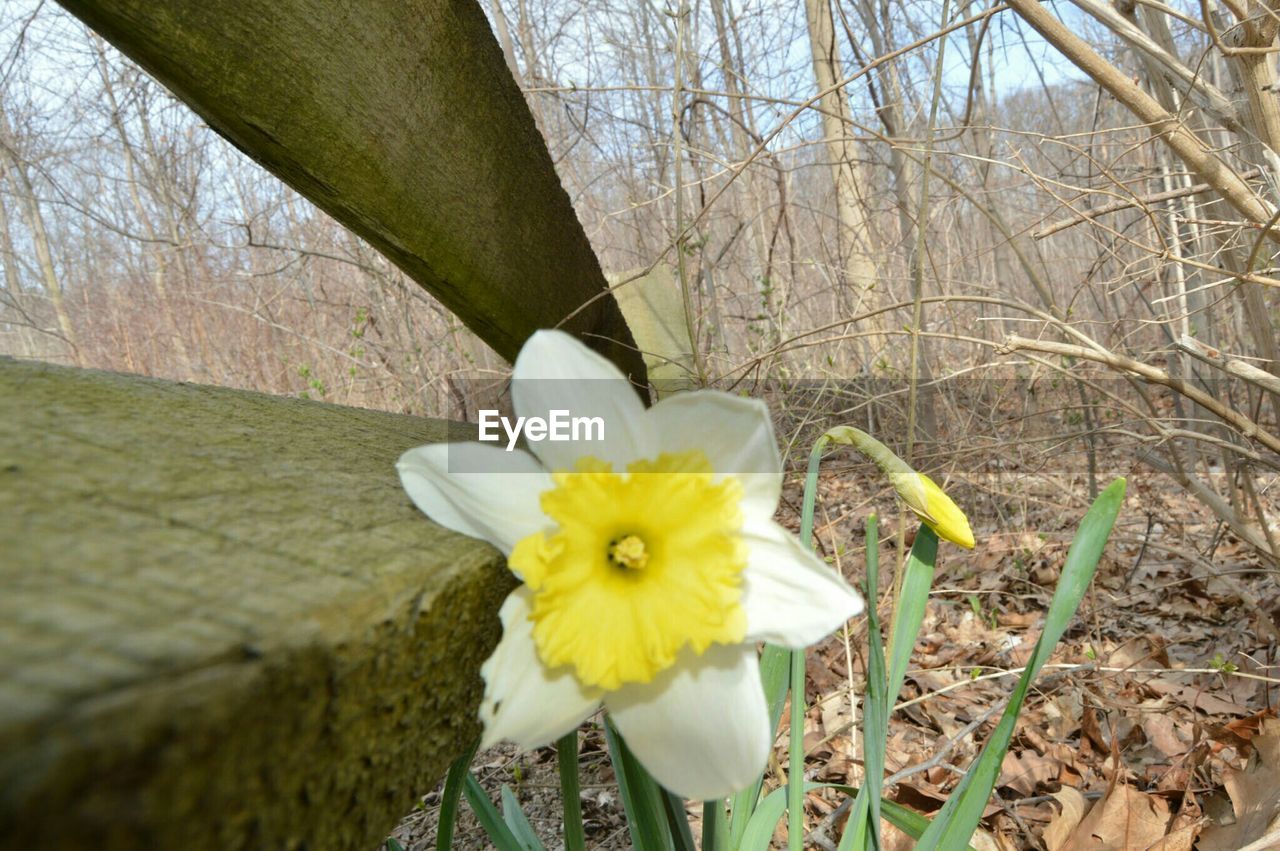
[609,534,649,570]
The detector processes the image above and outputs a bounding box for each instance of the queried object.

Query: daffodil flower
[824,426,975,549]
[397,330,863,800]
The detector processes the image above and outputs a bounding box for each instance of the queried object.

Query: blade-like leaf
[914,478,1126,851]
[605,716,675,851]
[661,788,697,851]
[463,773,528,851]
[786,648,806,851]
[437,739,479,851]
[886,526,938,705]
[703,798,729,851]
[788,436,830,850]
[727,642,787,845]
[838,515,886,851]
[501,784,548,851]
[557,730,587,851]
[738,785,790,851]
[761,643,792,732]
[739,783,968,851]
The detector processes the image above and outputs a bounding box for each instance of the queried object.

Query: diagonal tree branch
[53,0,647,382]
[1008,0,1279,241]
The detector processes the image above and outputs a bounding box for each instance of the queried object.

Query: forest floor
[386,432,1279,851]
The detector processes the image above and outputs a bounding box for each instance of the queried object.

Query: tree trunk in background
[709,0,775,331]
[0,179,35,357]
[803,0,880,330]
[1207,7,1280,423]
[56,0,647,384]
[489,0,521,78]
[0,120,80,366]
[857,0,917,264]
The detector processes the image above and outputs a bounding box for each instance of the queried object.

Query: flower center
[508,451,748,691]
[608,534,649,570]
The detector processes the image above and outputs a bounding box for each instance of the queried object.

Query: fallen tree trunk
[0,358,514,851]
[53,0,646,382]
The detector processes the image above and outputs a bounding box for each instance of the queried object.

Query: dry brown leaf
[1199,718,1280,851]
[1043,787,1088,851]
[1058,784,1171,851]
[1143,677,1251,717]
[1043,690,1084,740]
[1108,635,1169,670]
[1210,708,1279,750]
[998,750,1061,797]
[1144,821,1200,851]
[1140,710,1192,760]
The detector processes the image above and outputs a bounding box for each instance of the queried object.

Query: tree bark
[0,175,35,356]
[0,358,514,851]
[55,0,646,383]
[803,0,880,317]
[0,116,80,365]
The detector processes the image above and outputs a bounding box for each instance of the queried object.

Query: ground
[384,419,1279,850]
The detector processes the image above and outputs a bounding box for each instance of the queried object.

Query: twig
[1033,169,1261,238]
[1176,334,1280,396]
[997,335,1280,456]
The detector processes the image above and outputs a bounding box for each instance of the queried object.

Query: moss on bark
[0,358,516,850]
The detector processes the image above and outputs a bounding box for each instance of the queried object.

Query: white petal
[740,519,864,647]
[511,330,652,470]
[645,390,781,519]
[396,442,551,556]
[605,644,770,801]
[480,588,603,749]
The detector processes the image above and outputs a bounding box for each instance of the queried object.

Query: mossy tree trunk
[53,0,646,383]
[0,358,515,850]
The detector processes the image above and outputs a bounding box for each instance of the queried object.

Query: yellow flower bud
[913,472,975,549]
[824,425,975,549]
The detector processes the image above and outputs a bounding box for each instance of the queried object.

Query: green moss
[0,358,516,850]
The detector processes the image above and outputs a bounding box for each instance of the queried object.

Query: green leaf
[501,784,547,851]
[787,647,806,850]
[887,526,938,705]
[739,783,960,851]
[737,784,790,851]
[463,773,528,851]
[833,522,936,851]
[703,799,729,851]
[385,838,405,851]
[437,739,479,851]
[838,515,886,851]
[761,644,791,738]
[557,731,587,851]
[787,435,830,850]
[662,788,697,851]
[605,716,675,851]
[913,478,1126,851]
[729,600,798,844]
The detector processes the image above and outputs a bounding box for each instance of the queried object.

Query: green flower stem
[703,799,728,851]
[789,436,831,849]
[787,646,805,850]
